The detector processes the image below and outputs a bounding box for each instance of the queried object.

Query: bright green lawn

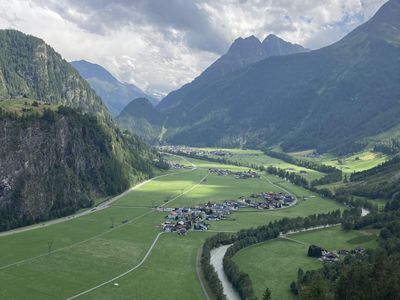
[234,226,378,300]
[0,155,349,300]
[199,148,325,181]
[83,232,212,300]
[292,150,388,175]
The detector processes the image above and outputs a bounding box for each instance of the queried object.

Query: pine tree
[263,287,271,300]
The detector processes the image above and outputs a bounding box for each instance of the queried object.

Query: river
[210,245,241,300]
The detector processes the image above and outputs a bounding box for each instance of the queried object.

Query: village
[208,168,260,179]
[159,191,296,235]
[158,145,232,158]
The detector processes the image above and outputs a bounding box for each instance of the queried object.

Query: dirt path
[66,232,165,300]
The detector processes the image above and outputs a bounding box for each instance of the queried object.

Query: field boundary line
[0,210,153,271]
[0,153,196,238]
[0,154,200,271]
[66,232,166,300]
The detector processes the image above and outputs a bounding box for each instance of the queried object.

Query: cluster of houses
[159,192,296,236]
[208,168,260,179]
[158,145,233,159]
[160,207,211,235]
[210,150,232,157]
[158,145,207,157]
[168,162,191,170]
[247,192,296,209]
[309,244,367,262]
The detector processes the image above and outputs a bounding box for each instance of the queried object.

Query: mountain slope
[160,0,400,154]
[158,34,308,111]
[0,30,108,116]
[0,102,156,231]
[116,98,165,143]
[71,60,159,116]
[0,31,159,231]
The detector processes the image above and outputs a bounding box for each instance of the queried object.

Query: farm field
[291,150,388,175]
[0,152,347,299]
[233,226,378,300]
[200,148,325,181]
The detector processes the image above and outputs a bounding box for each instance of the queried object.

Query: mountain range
[123,0,400,155]
[71,60,159,116]
[158,34,308,111]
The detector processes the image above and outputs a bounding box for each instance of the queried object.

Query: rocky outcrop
[0,107,155,230]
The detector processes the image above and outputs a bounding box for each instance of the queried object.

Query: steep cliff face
[0,105,155,230]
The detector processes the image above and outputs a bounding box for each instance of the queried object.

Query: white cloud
[0,0,387,97]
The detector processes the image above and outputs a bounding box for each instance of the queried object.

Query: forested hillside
[0,30,108,116]
[154,0,400,154]
[0,30,160,231]
[0,102,157,231]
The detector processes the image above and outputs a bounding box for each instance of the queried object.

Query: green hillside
[116,97,165,143]
[0,103,157,231]
[0,31,160,231]
[154,0,400,155]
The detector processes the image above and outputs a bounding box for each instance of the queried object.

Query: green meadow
[291,150,388,175]
[200,148,325,181]
[0,152,365,300]
[234,226,378,300]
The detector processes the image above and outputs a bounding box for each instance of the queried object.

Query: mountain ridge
[71,60,159,116]
[153,0,400,154]
[157,34,308,111]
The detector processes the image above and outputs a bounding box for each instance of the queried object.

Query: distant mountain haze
[116,97,165,144]
[71,60,159,116]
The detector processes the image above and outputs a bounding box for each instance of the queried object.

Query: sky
[0,0,387,98]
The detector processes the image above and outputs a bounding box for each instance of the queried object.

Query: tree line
[290,199,400,300]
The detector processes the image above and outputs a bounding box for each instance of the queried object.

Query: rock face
[71,60,159,116]
[0,30,158,231]
[0,107,154,230]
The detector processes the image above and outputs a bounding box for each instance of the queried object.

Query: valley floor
[0,152,377,300]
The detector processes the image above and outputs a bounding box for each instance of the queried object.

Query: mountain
[0,30,159,231]
[156,0,400,154]
[158,34,308,111]
[0,102,156,231]
[116,98,165,144]
[0,30,107,116]
[71,60,159,116]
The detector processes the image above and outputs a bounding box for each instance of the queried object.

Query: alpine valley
[1,1,400,300]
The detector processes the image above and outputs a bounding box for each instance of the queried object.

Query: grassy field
[0,153,353,299]
[234,226,378,300]
[291,150,388,175]
[0,99,59,115]
[200,148,325,181]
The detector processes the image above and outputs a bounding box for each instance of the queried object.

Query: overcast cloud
[0,0,387,97]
